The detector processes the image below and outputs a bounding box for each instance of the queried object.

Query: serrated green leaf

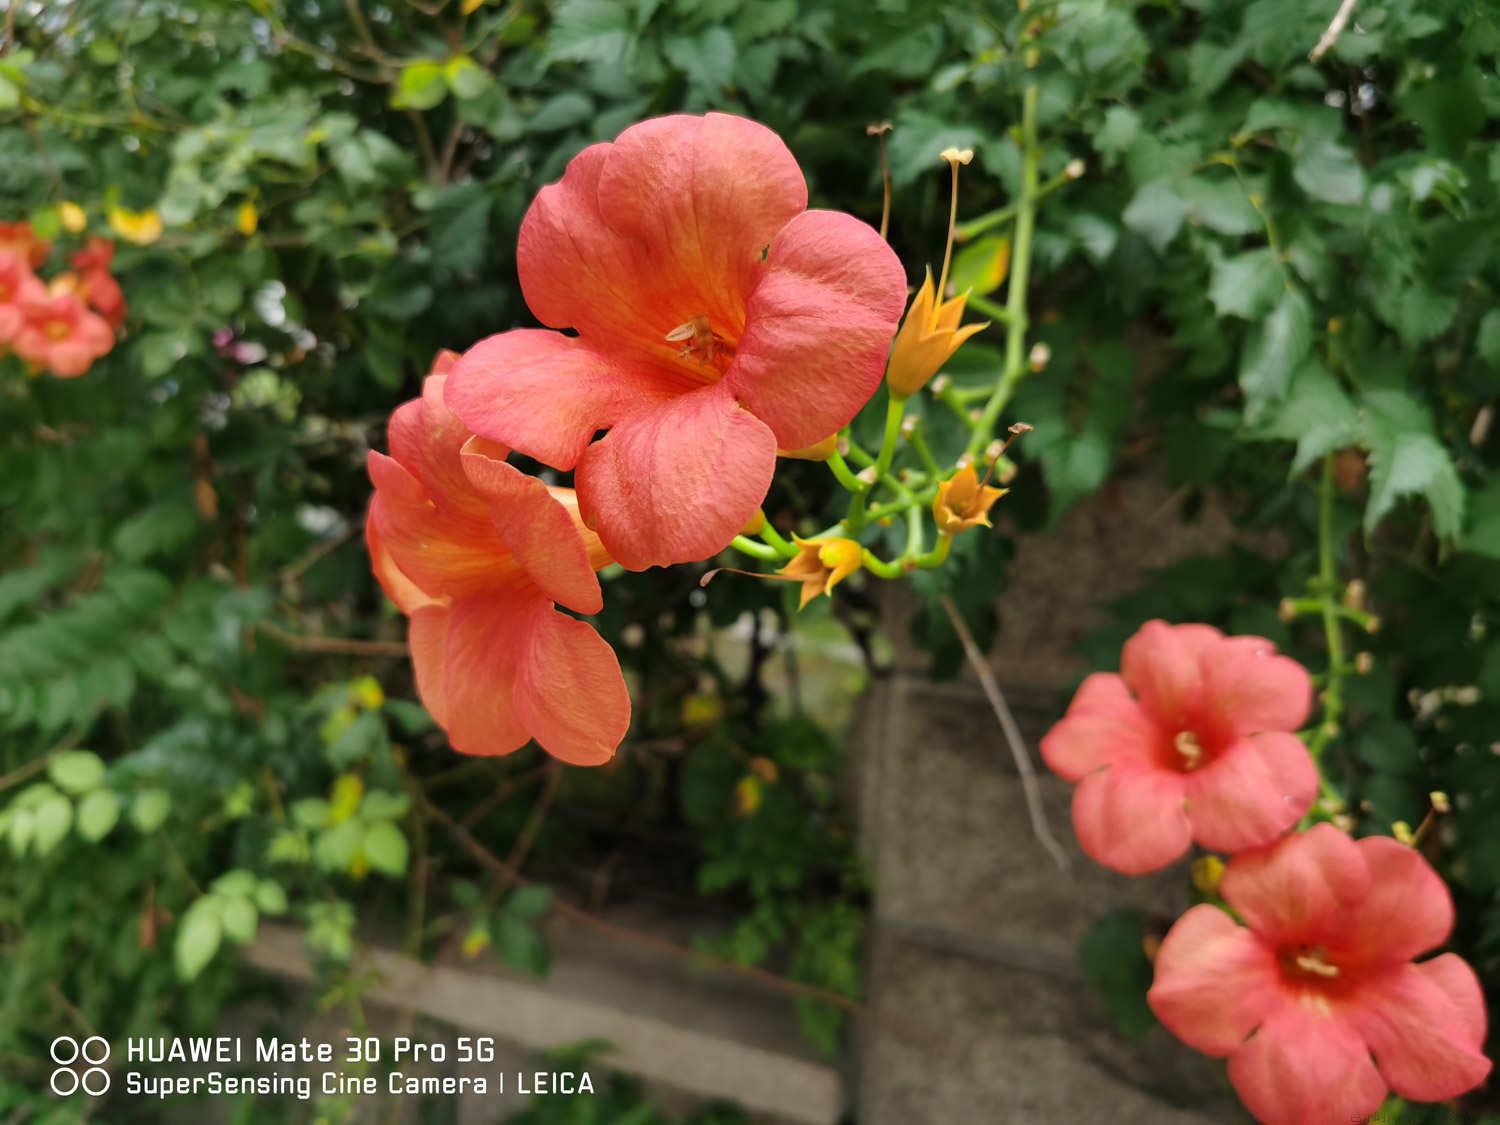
[1240,289,1312,413]
[1122,180,1189,253]
[1365,432,1464,539]
[1209,248,1283,319]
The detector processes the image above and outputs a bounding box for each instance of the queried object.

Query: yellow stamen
[1293,949,1340,978]
[1174,730,1204,769]
[936,147,973,301]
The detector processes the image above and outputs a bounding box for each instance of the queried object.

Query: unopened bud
[1278,598,1297,622]
[1343,579,1367,611]
[1365,615,1382,634]
[984,439,1004,465]
[1430,790,1451,814]
[968,409,982,423]
[856,467,878,487]
[1064,158,1085,180]
[1028,342,1051,372]
[1190,855,1224,896]
[1354,652,1374,674]
[1141,933,1161,962]
[930,374,951,395]
[900,414,918,439]
[1332,814,1356,832]
[995,457,1019,485]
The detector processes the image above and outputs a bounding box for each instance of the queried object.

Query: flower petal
[1119,620,1223,729]
[407,604,455,731]
[445,329,681,471]
[1039,674,1158,782]
[367,449,503,600]
[387,373,491,525]
[1345,959,1491,1102]
[434,594,535,758]
[1226,1002,1387,1125]
[597,112,807,308]
[1219,823,1370,948]
[1200,635,1313,735]
[520,114,806,371]
[1070,762,1191,874]
[1147,904,1281,1055]
[512,598,630,766]
[1336,835,1454,969]
[576,382,776,570]
[1184,731,1317,853]
[364,504,440,615]
[725,209,908,449]
[458,437,602,615]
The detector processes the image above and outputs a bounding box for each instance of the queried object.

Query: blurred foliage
[2,0,1500,1119]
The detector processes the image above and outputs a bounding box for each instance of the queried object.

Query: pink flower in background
[70,237,127,328]
[1148,825,1490,1124]
[366,353,630,766]
[0,249,45,346]
[1040,620,1316,873]
[444,112,907,571]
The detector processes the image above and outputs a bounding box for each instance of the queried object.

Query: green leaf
[47,750,106,795]
[391,61,448,110]
[219,895,259,945]
[0,74,18,112]
[1239,289,1312,414]
[1465,479,1500,559]
[444,56,492,100]
[426,182,492,275]
[176,899,223,980]
[254,880,289,915]
[361,819,409,877]
[130,789,172,833]
[1293,139,1366,205]
[1209,248,1283,320]
[359,790,410,821]
[1365,432,1465,539]
[1257,362,1360,473]
[1093,106,1140,165]
[546,0,634,64]
[496,912,549,976]
[1122,180,1189,253]
[212,869,259,898]
[505,885,554,920]
[949,236,1010,298]
[1078,909,1156,1039]
[75,790,122,842]
[1477,310,1500,369]
[32,793,73,856]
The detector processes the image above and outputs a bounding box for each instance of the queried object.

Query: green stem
[1314,455,1346,757]
[908,423,942,476]
[846,395,906,532]
[755,515,797,558]
[826,450,868,494]
[914,531,954,570]
[730,535,782,561]
[860,549,905,579]
[953,165,1075,242]
[967,82,1040,459]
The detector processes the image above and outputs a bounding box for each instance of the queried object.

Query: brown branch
[257,620,408,658]
[938,594,1072,872]
[419,791,861,1013]
[1309,0,1358,62]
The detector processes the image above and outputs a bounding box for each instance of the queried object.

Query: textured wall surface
[853,462,1263,1124]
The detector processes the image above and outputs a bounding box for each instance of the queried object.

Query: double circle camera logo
[50,1035,110,1097]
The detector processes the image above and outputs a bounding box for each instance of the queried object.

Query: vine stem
[938,594,1071,872]
[846,395,906,532]
[417,791,861,1012]
[968,82,1040,458]
[1314,454,1345,760]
